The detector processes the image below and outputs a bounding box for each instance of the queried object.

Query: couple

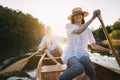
[37,7,116,80]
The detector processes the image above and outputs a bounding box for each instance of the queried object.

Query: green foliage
[93,19,120,41]
[110,20,120,30]
[106,25,112,33]
[109,19,120,39]
[93,26,106,41]
[0,5,45,56]
[110,30,120,39]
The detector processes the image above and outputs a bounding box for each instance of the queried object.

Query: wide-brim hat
[67,7,89,20]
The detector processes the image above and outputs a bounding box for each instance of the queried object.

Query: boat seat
[43,57,61,60]
[41,65,90,80]
[42,57,63,66]
[73,71,90,80]
[41,64,67,80]
[41,64,67,73]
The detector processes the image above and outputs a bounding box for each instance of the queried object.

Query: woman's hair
[71,15,85,24]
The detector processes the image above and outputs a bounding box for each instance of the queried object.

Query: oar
[36,52,46,80]
[0,50,40,74]
[0,41,48,74]
[96,11,120,66]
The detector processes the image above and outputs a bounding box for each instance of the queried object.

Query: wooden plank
[43,57,61,60]
[92,62,120,74]
[73,71,90,80]
[41,65,67,73]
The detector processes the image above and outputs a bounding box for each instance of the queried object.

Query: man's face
[46,27,52,35]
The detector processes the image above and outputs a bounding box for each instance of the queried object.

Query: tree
[109,19,120,39]
[0,5,45,57]
[110,30,120,39]
[110,20,120,30]
[93,26,106,41]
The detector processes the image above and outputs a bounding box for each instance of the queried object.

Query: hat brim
[67,11,89,20]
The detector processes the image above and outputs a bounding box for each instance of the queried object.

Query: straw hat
[67,7,89,20]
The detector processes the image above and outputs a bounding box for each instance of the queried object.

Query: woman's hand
[109,50,119,57]
[92,9,101,19]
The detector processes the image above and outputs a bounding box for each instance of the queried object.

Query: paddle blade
[0,57,30,74]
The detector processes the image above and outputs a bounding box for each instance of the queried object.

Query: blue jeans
[58,56,95,80]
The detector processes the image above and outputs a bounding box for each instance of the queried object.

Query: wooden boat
[36,53,120,80]
[36,53,90,80]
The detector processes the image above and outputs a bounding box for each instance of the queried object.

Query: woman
[38,26,62,65]
[59,7,113,80]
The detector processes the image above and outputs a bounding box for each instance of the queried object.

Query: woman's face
[72,13,83,24]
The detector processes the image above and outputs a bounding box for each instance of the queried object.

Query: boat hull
[93,62,120,80]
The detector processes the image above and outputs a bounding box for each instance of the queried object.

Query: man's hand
[38,48,43,52]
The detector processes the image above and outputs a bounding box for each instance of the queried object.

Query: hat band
[73,11,83,14]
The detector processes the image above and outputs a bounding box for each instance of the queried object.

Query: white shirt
[38,35,57,51]
[61,23,96,64]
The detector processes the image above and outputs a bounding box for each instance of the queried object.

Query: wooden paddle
[0,50,40,74]
[0,40,49,74]
[96,10,120,66]
[36,52,46,80]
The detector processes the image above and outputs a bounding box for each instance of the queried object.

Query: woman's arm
[72,10,99,34]
[90,43,119,57]
[72,16,96,34]
[90,43,111,53]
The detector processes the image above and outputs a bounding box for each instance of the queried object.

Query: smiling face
[72,13,83,24]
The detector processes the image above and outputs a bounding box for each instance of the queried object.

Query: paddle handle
[97,13,120,66]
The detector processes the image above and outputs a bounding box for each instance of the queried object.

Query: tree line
[0,5,45,58]
[93,19,120,41]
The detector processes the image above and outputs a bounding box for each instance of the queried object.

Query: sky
[0,0,120,37]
